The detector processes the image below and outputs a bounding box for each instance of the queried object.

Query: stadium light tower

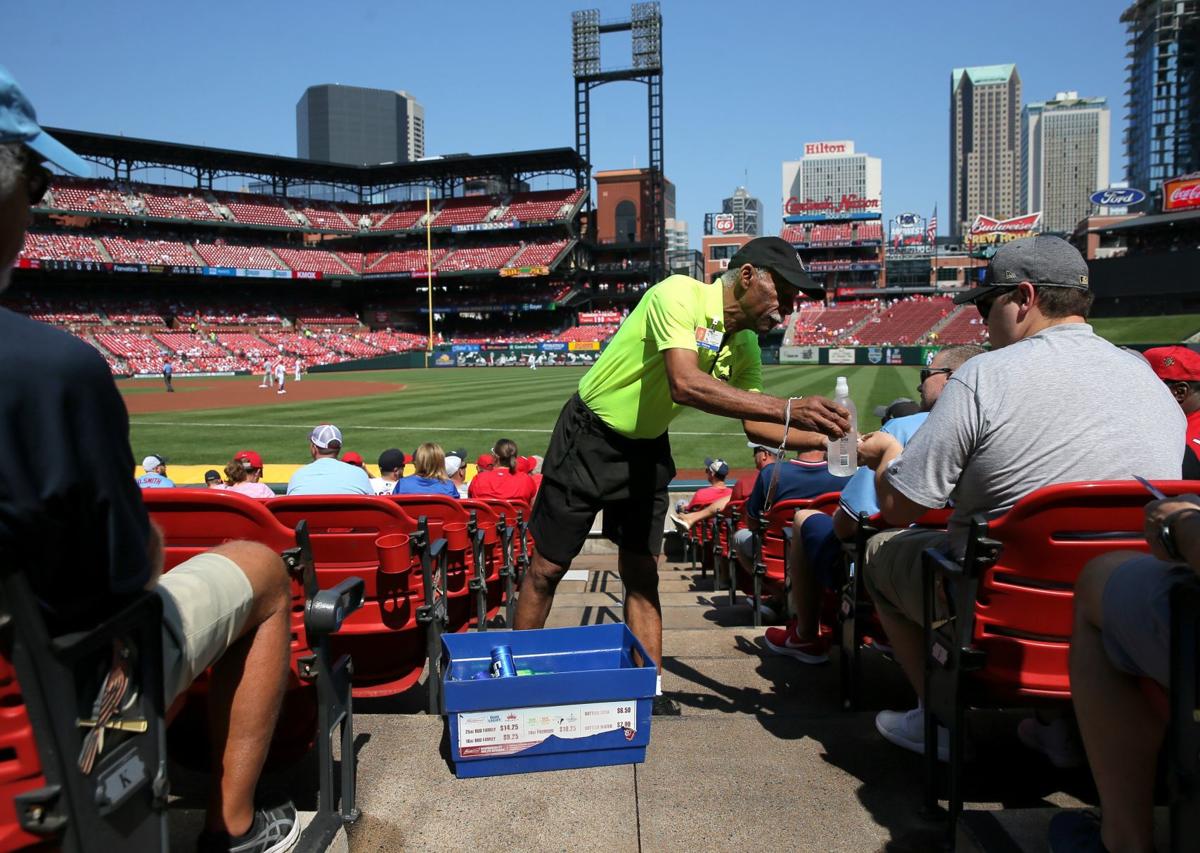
[572,3,665,282]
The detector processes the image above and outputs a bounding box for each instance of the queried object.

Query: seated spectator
[446,452,469,498]
[369,448,405,496]
[0,87,299,852]
[468,438,537,503]
[225,450,275,499]
[393,442,460,499]
[286,424,372,496]
[136,453,175,489]
[671,458,733,530]
[731,443,782,502]
[1047,493,1200,852]
[872,397,921,426]
[1143,345,1200,478]
[857,236,1184,761]
[763,345,982,663]
[342,450,365,469]
[204,469,226,489]
[476,453,495,474]
[529,454,544,491]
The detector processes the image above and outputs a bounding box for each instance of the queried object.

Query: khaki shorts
[156,552,254,704]
[861,528,950,625]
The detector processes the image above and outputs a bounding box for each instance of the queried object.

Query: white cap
[445,455,463,478]
[142,454,166,472]
[309,423,343,449]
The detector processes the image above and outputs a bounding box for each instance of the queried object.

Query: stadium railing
[459,499,514,628]
[385,495,480,634]
[917,480,1197,845]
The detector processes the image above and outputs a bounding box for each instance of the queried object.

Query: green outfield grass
[1091,314,1200,344]
[124,365,923,469]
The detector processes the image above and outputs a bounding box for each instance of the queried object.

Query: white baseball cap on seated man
[142,454,167,472]
[309,423,343,450]
[0,64,91,176]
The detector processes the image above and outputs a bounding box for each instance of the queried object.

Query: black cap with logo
[729,236,825,301]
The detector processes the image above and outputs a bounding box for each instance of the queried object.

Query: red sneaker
[763,620,829,664]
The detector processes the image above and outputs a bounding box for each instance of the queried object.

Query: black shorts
[529,394,675,566]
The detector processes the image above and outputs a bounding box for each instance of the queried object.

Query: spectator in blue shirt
[135,453,175,489]
[764,344,984,664]
[286,423,372,496]
[393,442,460,499]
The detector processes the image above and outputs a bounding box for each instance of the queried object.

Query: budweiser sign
[784,194,880,216]
[1164,173,1200,212]
[968,212,1043,235]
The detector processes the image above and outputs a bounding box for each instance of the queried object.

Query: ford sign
[1090,187,1147,206]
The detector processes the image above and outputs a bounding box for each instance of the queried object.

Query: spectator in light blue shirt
[286,423,372,496]
[135,454,175,489]
[762,344,984,665]
[393,442,460,499]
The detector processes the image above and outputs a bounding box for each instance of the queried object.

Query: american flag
[926,206,938,243]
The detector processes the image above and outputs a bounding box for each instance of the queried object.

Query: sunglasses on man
[974,287,1017,322]
[919,367,953,385]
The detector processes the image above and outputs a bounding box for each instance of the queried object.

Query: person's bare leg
[203,541,292,836]
[1071,552,1163,853]
[513,548,569,630]
[619,550,663,671]
[790,509,824,640]
[874,607,926,700]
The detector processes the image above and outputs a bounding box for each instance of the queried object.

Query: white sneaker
[1017,717,1084,769]
[668,513,688,534]
[875,707,950,762]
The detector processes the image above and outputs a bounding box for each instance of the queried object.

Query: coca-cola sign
[784,194,881,216]
[1164,173,1200,212]
[1089,187,1147,206]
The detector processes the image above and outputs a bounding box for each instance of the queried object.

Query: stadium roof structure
[1090,208,1200,232]
[45,127,587,194]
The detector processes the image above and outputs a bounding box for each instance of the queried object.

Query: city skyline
[4,0,1134,249]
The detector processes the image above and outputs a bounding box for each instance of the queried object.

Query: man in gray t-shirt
[854,235,1185,762]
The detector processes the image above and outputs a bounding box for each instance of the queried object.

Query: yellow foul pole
[425,187,434,367]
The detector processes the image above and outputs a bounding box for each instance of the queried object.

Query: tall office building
[296,84,425,165]
[721,187,762,236]
[1122,0,1199,198]
[950,65,1022,236]
[780,141,882,218]
[664,217,689,253]
[1022,92,1111,232]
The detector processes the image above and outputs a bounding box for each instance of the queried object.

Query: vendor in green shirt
[518,236,850,713]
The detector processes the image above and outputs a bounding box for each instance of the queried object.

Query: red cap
[1144,346,1200,382]
[342,451,364,467]
[404,453,414,464]
[234,449,263,469]
[476,454,495,471]
[516,456,534,474]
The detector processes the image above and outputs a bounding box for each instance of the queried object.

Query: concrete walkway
[338,552,1115,852]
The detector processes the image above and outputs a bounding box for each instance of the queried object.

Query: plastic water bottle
[827,376,858,476]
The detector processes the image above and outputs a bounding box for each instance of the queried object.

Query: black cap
[446,448,468,462]
[203,469,222,482]
[872,398,921,424]
[378,448,406,473]
[729,236,824,300]
[954,235,1090,305]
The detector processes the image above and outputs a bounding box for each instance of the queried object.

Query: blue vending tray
[442,624,657,778]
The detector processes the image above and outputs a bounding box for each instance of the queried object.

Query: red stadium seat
[265,496,446,702]
[919,480,1199,843]
[385,495,480,632]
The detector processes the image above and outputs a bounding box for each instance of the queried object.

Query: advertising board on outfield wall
[779,346,819,364]
[779,346,937,366]
[827,348,856,364]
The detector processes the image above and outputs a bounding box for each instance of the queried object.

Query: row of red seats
[854,296,953,345]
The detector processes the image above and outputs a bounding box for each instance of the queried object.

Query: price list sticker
[457,700,637,758]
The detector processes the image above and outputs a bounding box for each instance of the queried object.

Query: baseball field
[120,314,1197,484]
[121,364,922,482]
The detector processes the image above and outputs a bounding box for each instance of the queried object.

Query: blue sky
[6,1,1130,247]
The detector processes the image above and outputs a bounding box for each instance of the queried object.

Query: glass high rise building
[296,84,425,166]
[1022,93,1110,233]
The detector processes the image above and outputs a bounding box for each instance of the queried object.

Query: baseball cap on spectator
[746,441,782,457]
[476,454,495,471]
[873,397,921,424]
[954,235,1090,305]
[204,469,222,483]
[1143,346,1200,382]
[142,454,167,472]
[516,456,534,474]
[378,448,405,473]
[403,452,414,464]
[445,455,463,478]
[704,457,729,479]
[234,449,263,469]
[309,423,343,450]
[729,236,824,300]
[0,65,91,176]
[342,451,364,467]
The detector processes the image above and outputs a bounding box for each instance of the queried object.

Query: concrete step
[956,806,1169,853]
[168,808,347,853]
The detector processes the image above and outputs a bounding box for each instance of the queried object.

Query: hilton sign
[803,140,854,156]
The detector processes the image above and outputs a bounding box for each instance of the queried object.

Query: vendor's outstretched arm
[662,349,849,445]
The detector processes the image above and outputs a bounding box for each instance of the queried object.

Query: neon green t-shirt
[578,275,763,439]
